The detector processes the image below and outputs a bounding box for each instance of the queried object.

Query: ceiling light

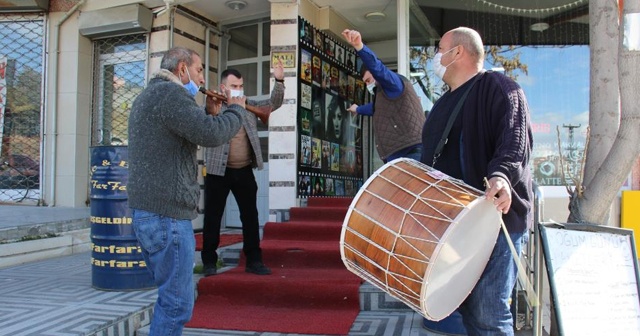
[226,0,247,11]
[365,11,386,22]
[530,22,550,32]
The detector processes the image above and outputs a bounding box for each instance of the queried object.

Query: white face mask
[433,46,458,79]
[366,82,376,95]
[229,89,244,97]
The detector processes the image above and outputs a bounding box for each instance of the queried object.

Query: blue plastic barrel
[90,146,154,291]
[423,310,467,335]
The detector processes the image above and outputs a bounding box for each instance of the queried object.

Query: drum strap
[501,219,540,308]
[484,177,540,308]
[432,70,487,166]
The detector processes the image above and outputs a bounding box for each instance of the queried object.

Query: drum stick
[484,177,540,307]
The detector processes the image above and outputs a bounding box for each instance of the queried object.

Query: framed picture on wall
[324,36,335,57]
[314,28,324,50]
[335,44,345,65]
[330,66,339,92]
[322,60,331,90]
[298,175,310,197]
[300,49,312,82]
[301,83,311,110]
[300,135,311,165]
[347,50,356,71]
[339,70,347,98]
[312,55,322,86]
[300,20,312,45]
[325,177,335,196]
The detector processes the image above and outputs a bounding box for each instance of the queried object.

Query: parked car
[0,154,40,189]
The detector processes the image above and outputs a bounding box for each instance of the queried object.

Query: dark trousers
[201,166,262,266]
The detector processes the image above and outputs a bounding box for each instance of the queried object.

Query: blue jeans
[458,229,528,336]
[131,209,195,336]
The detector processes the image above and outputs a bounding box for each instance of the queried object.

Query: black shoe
[245,261,271,275]
[203,264,217,277]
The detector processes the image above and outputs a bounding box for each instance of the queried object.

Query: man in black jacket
[421,27,533,336]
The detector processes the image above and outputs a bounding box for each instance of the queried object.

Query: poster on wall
[297,17,364,198]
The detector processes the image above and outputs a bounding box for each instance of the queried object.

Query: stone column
[268,0,300,221]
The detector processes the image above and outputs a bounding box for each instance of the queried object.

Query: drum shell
[90,146,154,291]
[340,158,500,321]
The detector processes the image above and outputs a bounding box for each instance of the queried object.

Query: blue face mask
[183,67,199,97]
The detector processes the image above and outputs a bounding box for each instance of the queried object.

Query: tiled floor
[0,205,543,336]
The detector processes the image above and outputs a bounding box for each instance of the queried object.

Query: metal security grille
[0,13,44,204]
[91,34,147,146]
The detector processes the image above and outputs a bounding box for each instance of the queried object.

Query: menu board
[539,223,640,336]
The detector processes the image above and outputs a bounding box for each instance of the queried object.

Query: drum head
[421,197,501,321]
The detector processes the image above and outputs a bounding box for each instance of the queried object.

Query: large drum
[340,158,501,321]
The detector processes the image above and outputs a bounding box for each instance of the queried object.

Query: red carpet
[187,197,362,335]
[194,233,243,251]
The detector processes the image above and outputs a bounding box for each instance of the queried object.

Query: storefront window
[412,45,589,187]
[0,14,44,202]
[228,24,258,60]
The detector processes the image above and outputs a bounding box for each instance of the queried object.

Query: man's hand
[273,58,285,81]
[341,29,364,51]
[347,103,359,116]
[226,89,246,109]
[485,176,512,214]
[205,91,222,116]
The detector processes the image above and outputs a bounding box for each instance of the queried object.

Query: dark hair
[221,68,243,83]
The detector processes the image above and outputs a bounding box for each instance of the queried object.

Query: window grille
[90,34,147,147]
[0,13,44,204]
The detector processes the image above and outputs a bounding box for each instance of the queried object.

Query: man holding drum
[421,27,533,335]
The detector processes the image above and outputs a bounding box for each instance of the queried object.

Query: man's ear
[175,61,187,80]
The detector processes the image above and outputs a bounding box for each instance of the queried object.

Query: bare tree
[568,0,640,224]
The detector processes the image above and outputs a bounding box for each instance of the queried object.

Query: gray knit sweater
[127,69,242,220]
